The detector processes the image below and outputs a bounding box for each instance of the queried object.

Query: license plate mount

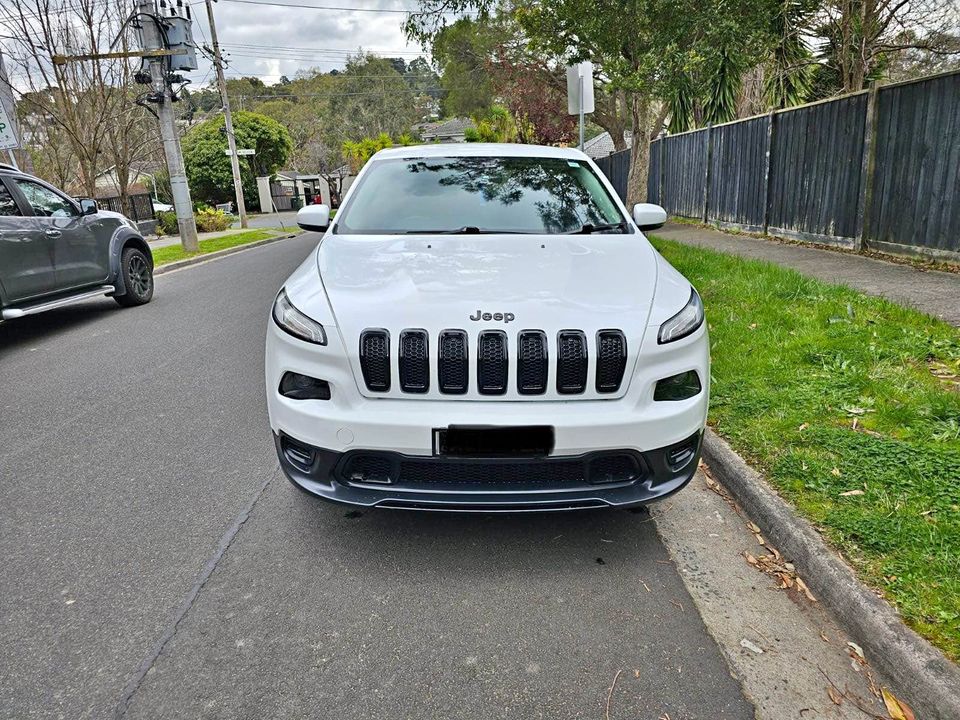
[433,426,555,457]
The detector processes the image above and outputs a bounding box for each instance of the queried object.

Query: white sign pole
[566,61,594,151]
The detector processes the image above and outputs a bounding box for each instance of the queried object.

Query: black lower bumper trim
[274,430,703,512]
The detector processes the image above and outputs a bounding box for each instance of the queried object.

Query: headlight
[658,288,704,344]
[272,288,327,345]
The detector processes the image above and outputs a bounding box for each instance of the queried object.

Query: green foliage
[181,111,293,209]
[342,132,405,173]
[650,235,960,660]
[156,210,178,236]
[194,208,232,233]
[431,18,496,117]
[464,106,517,142]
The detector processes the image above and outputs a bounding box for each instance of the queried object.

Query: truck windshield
[333,156,628,235]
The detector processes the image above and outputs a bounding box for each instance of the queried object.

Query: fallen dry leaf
[840,489,865,497]
[819,631,830,643]
[827,686,843,705]
[847,641,865,662]
[747,522,761,533]
[745,552,758,566]
[798,422,809,432]
[881,688,915,720]
[755,534,766,546]
[795,577,817,602]
[739,638,763,654]
[831,467,842,477]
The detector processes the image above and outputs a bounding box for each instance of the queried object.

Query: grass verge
[650,236,960,660]
[152,229,285,267]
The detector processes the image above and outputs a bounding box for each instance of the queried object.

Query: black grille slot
[517,330,548,394]
[398,458,585,487]
[359,329,390,392]
[556,330,587,394]
[477,330,508,395]
[438,330,468,394]
[399,329,429,393]
[596,330,627,393]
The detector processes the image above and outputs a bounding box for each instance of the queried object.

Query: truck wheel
[114,247,154,307]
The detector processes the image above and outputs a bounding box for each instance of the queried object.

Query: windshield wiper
[566,221,627,234]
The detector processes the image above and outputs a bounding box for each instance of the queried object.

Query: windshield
[333,156,628,235]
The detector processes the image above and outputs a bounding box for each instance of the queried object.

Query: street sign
[225,148,256,156]
[566,62,595,115]
[0,104,17,150]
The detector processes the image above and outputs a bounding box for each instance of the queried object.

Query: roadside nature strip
[650,237,960,660]
[152,229,285,267]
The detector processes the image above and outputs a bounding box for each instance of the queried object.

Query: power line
[223,42,426,55]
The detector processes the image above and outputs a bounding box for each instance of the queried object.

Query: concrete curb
[701,428,960,720]
[154,232,303,276]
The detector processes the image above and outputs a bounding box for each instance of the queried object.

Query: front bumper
[274,430,702,511]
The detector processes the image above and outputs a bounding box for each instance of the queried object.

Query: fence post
[702,123,713,223]
[761,110,777,235]
[855,82,880,252]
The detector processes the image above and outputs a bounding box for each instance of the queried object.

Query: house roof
[582,131,632,158]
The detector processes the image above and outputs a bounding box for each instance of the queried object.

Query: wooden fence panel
[868,72,960,259]
[707,116,770,231]
[594,148,631,202]
[661,129,709,219]
[647,140,661,205]
[767,93,868,247]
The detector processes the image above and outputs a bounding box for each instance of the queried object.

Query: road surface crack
[113,465,278,719]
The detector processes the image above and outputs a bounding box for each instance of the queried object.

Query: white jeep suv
[265,144,708,511]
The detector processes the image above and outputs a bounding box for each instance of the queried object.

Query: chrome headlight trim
[658,288,704,344]
[272,288,328,345]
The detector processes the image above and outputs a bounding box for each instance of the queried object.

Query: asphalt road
[0,234,753,719]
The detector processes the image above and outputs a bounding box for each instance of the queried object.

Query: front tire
[114,247,154,307]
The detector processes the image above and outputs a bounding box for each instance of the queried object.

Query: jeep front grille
[517,330,548,395]
[477,330,508,395]
[556,330,588,394]
[399,329,429,393]
[359,329,390,392]
[360,327,629,397]
[438,330,468,394]
[596,330,628,393]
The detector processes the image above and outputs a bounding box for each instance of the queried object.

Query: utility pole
[204,0,248,228]
[137,0,198,251]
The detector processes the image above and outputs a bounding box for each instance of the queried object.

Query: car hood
[316,232,659,340]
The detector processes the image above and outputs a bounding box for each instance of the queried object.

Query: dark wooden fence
[594,149,631,201]
[646,69,960,261]
[97,192,155,221]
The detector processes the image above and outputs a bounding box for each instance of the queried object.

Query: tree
[327,55,420,140]
[815,0,959,93]
[182,111,292,209]
[432,19,497,116]
[3,0,159,205]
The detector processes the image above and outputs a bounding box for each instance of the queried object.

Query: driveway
[0,234,890,719]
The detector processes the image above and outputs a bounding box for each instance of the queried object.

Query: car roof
[372,143,591,161]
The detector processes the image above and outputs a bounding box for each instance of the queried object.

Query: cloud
[185,0,428,86]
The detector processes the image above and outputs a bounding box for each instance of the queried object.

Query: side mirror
[297,203,330,232]
[79,198,98,216]
[632,203,667,231]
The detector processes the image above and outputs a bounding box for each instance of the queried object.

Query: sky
[183,0,431,88]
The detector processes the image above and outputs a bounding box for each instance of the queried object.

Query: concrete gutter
[154,232,303,276]
[701,428,960,720]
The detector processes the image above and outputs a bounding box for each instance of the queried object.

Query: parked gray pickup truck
[0,163,154,322]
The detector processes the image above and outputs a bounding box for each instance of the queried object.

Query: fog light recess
[280,372,331,400]
[654,370,702,401]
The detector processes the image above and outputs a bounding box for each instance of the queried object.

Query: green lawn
[152,229,284,267]
[649,236,960,660]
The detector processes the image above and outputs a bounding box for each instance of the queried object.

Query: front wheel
[114,247,154,307]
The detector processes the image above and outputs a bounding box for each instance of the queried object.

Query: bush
[194,208,232,233]
[157,210,178,236]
